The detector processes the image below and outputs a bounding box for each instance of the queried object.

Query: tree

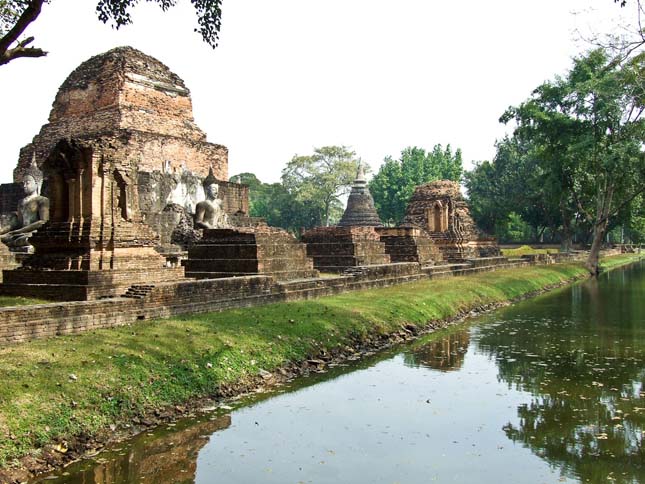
[0,0,222,66]
[610,0,644,62]
[230,172,324,234]
[625,194,645,242]
[281,146,359,227]
[465,136,572,245]
[369,144,463,225]
[503,48,645,275]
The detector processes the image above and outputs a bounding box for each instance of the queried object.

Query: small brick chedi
[337,164,382,228]
[303,164,391,272]
[402,180,500,261]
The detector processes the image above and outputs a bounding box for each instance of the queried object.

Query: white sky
[0,0,633,184]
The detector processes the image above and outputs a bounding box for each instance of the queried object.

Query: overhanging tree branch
[0,0,47,66]
[604,184,645,224]
[1,0,224,67]
[0,35,46,66]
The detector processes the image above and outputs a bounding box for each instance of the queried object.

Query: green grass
[0,296,50,307]
[0,254,640,466]
[501,245,560,257]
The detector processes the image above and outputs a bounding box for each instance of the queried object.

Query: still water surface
[38,260,645,484]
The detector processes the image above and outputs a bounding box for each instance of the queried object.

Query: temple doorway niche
[433,201,444,232]
[42,140,93,223]
[113,169,133,222]
[443,200,450,232]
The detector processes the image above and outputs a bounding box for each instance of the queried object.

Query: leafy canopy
[281,146,360,227]
[0,0,223,66]
[467,47,644,254]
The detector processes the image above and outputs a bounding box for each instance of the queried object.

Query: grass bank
[500,245,560,257]
[0,296,48,308]
[0,254,640,473]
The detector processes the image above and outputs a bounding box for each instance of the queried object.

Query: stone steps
[123,284,156,299]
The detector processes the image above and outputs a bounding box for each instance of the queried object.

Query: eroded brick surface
[186,226,318,281]
[301,226,390,272]
[14,47,227,183]
[402,180,500,261]
[376,227,442,265]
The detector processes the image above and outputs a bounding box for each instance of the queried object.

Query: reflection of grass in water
[0,254,639,466]
[0,296,49,307]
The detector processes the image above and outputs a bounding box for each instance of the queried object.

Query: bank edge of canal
[0,254,642,483]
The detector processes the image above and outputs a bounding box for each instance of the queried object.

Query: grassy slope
[0,296,49,308]
[501,245,559,256]
[0,254,639,465]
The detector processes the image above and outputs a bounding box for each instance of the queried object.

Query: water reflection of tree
[51,414,231,484]
[404,330,470,372]
[476,268,645,484]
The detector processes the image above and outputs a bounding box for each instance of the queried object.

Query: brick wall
[0,256,536,346]
[0,183,23,213]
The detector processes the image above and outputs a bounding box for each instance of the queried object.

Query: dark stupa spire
[337,162,383,227]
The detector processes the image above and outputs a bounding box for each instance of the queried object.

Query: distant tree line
[230,146,359,234]
[230,144,464,234]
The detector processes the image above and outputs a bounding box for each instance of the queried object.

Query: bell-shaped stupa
[337,163,382,227]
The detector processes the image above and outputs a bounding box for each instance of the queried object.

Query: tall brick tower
[14,46,228,183]
[1,47,232,300]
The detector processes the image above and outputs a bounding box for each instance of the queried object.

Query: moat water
[37,260,645,484]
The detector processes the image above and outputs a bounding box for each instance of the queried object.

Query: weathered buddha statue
[0,168,50,252]
[194,168,229,230]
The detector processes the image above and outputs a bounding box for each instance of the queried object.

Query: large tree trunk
[560,202,573,252]
[584,180,615,277]
[323,201,331,227]
[586,221,607,276]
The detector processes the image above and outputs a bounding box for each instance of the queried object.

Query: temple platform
[185,227,318,281]
[377,227,442,265]
[301,226,390,273]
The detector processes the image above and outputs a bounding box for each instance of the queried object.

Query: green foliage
[505,48,645,272]
[281,146,359,227]
[229,172,332,234]
[95,0,223,48]
[1,0,223,66]
[626,195,645,242]
[369,145,463,225]
[229,172,261,192]
[465,137,565,242]
[500,212,535,242]
[230,146,360,233]
[471,48,644,261]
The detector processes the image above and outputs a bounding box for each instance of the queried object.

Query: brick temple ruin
[0,47,313,299]
[402,180,500,261]
[0,46,557,345]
